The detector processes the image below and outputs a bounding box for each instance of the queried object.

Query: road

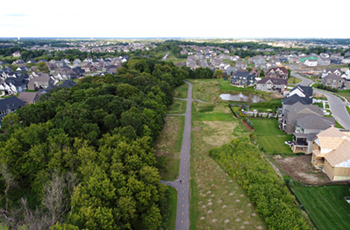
[291,72,350,130]
[161,80,192,230]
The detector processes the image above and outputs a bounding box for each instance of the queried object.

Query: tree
[37,62,50,73]
[213,69,223,78]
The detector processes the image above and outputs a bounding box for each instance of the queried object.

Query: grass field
[155,116,185,181]
[173,83,189,98]
[159,186,177,230]
[292,185,350,230]
[251,118,293,154]
[288,77,302,84]
[167,100,186,114]
[190,101,265,229]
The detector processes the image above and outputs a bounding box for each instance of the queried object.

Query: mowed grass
[167,100,186,114]
[158,186,177,230]
[155,116,185,181]
[337,90,350,103]
[190,101,265,229]
[251,118,293,154]
[288,76,302,84]
[173,83,189,98]
[292,185,350,230]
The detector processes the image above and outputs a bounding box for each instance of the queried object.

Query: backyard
[250,118,293,154]
[292,185,350,230]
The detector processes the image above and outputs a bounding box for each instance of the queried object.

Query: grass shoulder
[167,100,186,114]
[158,186,177,230]
[155,115,185,181]
[173,83,189,99]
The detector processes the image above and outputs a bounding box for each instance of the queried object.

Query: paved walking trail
[161,80,192,230]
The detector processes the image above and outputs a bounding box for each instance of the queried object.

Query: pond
[219,93,265,103]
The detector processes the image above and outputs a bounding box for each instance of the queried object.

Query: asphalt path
[161,80,192,230]
[291,72,350,130]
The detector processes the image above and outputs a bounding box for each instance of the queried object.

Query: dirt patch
[269,93,284,99]
[202,121,236,147]
[241,120,254,131]
[193,126,201,132]
[275,155,330,184]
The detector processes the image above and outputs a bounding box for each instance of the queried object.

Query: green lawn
[288,77,302,84]
[335,120,345,129]
[313,102,323,108]
[292,185,350,230]
[346,106,350,116]
[167,100,186,114]
[251,118,293,154]
[173,83,189,98]
[158,186,177,230]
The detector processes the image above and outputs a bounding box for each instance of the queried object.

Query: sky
[1,0,350,38]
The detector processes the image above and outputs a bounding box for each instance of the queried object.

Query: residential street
[161,80,192,230]
[291,72,350,130]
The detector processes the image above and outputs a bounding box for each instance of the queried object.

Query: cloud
[3,13,30,17]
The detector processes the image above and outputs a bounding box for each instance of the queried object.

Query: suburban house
[255,78,287,92]
[288,55,300,64]
[27,74,54,90]
[291,113,335,153]
[317,57,331,66]
[322,68,342,78]
[265,67,289,79]
[0,96,25,125]
[73,59,81,66]
[12,51,22,57]
[304,59,317,67]
[248,56,266,66]
[226,66,238,76]
[282,85,313,114]
[280,102,324,134]
[235,62,247,69]
[18,92,40,104]
[312,126,350,181]
[322,73,344,89]
[230,70,257,87]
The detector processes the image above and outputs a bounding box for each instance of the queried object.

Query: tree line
[209,139,311,229]
[0,58,188,229]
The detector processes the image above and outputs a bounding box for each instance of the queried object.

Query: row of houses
[278,85,350,181]
[0,80,76,126]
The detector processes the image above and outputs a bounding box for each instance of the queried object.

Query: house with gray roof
[235,62,247,69]
[230,70,257,87]
[0,96,25,125]
[282,85,313,114]
[322,73,344,89]
[291,114,335,154]
[255,78,287,92]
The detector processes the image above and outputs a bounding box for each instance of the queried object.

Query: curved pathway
[291,72,350,130]
[161,80,192,230]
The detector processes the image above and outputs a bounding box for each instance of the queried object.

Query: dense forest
[209,139,311,229]
[0,58,188,229]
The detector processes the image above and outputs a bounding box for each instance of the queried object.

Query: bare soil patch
[269,93,284,99]
[275,155,330,184]
[241,120,254,131]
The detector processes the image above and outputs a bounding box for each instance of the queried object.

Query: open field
[190,101,265,230]
[288,76,302,84]
[173,83,189,98]
[159,186,177,230]
[292,185,350,230]
[250,118,293,154]
[167,100,186,114]
[155,116,185,181]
